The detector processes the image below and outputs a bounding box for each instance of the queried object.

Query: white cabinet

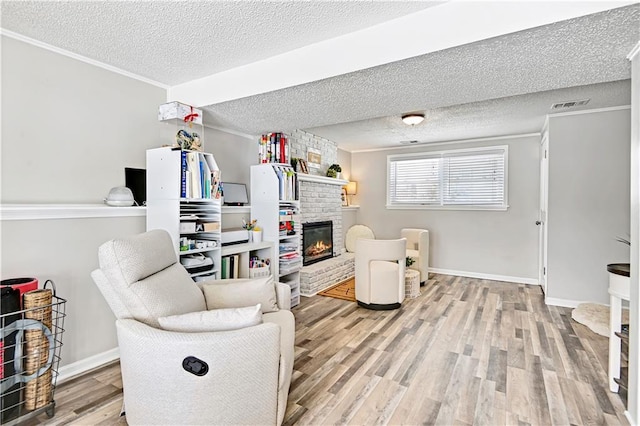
[147,147,222,280]
[251,164,301,307]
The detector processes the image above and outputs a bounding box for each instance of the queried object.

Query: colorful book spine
[258,132,292,164]
[199,157,205,198]
[181,150,187,198]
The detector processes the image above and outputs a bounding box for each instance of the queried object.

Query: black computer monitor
[125,167,146,206]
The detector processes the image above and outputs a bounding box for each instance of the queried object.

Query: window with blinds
[387,146,508,209]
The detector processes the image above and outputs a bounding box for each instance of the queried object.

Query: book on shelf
[220,254,240,278]
[187,152,202,198]
[221,256,228,279]
[179,151,221,200]
[258,133,289,164]
[181,151,188,198]
[233,254,239,278]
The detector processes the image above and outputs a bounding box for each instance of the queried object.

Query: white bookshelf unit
[147,147,222,280]
[251,164,301,307]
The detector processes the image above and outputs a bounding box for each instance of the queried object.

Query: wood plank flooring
[20,274,628,425]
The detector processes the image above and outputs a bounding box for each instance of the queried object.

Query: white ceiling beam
[168,1,634,108]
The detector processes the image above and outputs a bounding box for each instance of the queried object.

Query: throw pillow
[158,304,262,332]
[202,275,279,313]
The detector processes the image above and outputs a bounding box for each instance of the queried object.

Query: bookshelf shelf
[251,164,301,307]
[180,246,221,256]
[147,147,222,280]
[221,241,273,256]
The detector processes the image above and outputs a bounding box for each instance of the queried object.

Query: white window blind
[388,146,508,209]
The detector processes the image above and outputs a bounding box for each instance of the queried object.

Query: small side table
[608,263,630,393]
[405,269,421,299]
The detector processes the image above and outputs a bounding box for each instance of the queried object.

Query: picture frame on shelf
[307,148,322,169]
[341,188,348,206]
[298,159,309,174]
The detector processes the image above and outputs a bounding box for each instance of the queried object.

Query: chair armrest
[116,318,281,425]
[275,282,292,310]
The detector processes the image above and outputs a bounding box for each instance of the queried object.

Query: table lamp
[345,181,357,206]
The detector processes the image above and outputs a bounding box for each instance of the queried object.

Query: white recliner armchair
[91,229,294,425]
[355,238,406,310]
[401,228,429,284]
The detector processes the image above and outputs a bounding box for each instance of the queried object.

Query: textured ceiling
[1,2,638,151]
[0,0,437,85]
[202,5,639,151]
[307,80,631,151]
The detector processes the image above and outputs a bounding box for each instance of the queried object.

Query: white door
[538,134,549,295]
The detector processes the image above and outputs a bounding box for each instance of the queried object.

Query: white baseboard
[625,410,635,426]
[429,268,539,285]
[57,347,120,384]
[544,297,593,308]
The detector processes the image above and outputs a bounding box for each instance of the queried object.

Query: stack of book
[220,254,240,279]
[259,133,289,164]
[181,151,221,199]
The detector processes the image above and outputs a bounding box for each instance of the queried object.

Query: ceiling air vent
[550,99,590,110]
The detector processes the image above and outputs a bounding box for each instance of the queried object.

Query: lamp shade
[345,181,357,195]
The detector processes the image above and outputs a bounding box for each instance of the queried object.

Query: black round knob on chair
[183,356,209,376]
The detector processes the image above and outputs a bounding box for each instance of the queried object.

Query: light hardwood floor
[21,274,628,425]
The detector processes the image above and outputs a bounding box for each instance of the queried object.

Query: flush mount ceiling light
[401,113,425,126]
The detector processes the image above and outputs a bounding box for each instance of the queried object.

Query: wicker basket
[22,289,54,410]
[24,369,52,411]
[24,289,53,329]
[249,265,270,278]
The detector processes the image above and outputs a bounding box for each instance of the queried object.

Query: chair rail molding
[1,204,146,221]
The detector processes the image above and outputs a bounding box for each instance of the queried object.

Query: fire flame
[305,240,332,256]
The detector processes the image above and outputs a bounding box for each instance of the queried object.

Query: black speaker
[125,168,146,206]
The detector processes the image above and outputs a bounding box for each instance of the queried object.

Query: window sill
[386,204,509,211]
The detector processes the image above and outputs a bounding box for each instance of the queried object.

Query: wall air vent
[550,99,590,110]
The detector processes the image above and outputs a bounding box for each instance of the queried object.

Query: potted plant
[327,164,342,179]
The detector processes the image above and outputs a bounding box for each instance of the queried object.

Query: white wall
[337,148,357,250]
[1,36,166,372]
[546,108,631,305]
[1,36,167,203]
[351,135,541,282]
[1,217,144,368]
[626,42,640,426]
[204,127,257,193]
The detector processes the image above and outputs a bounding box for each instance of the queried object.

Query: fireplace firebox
[302,221,333,266]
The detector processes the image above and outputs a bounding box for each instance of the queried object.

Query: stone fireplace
[303,221,333,266]
[289,129,355,296]
[297,174,354,295]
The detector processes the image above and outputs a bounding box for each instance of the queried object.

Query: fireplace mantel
[297,174,349,186]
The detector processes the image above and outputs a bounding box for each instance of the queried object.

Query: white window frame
[386,145,509,211]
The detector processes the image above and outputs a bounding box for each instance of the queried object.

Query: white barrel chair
[354,238,406,310]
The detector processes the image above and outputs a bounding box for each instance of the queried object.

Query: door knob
[535,221,542,225]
